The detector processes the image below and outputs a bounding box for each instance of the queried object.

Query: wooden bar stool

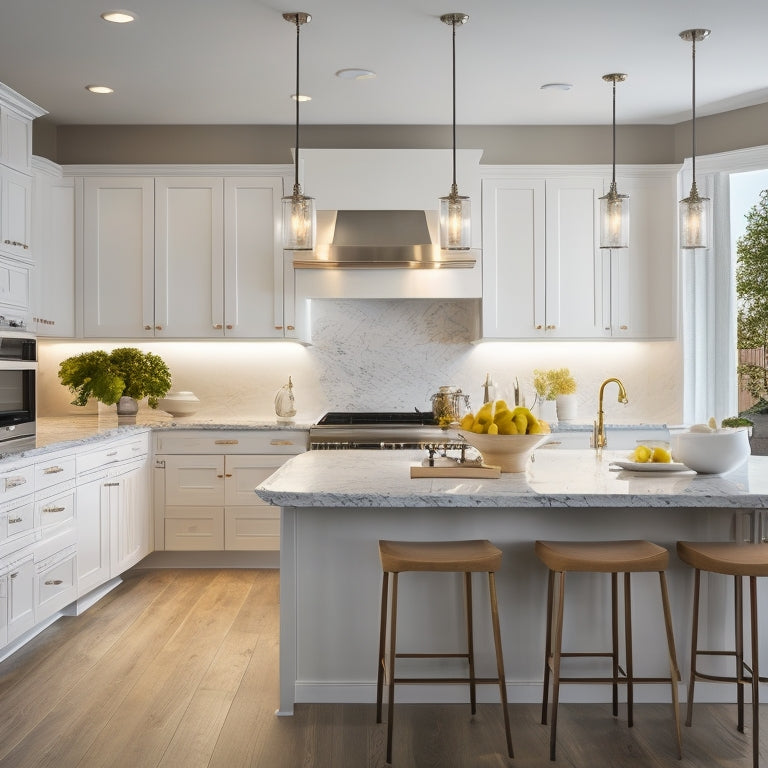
[677,541,768,768]
[376,539,513,764]
[535,539,682,761]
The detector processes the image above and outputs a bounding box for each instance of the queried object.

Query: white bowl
[670,427,751,474]
[158,391,200,417]
[459,431,551,473]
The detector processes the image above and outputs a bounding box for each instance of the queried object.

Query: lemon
[651,447,672,463]
[633,445,652,463]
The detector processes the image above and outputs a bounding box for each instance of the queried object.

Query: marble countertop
[255,448,768,509]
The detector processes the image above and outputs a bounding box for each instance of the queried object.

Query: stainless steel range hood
[292,210,476,269]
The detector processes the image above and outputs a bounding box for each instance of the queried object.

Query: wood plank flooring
[0,568,765,767]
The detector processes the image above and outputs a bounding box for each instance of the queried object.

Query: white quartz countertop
[255,448,768,509]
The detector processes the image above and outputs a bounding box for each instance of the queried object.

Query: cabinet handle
[144,325,152,330]
[620,325,628,330]
[216,474,224,478]
[546,324,556,330]
[214,439,239,445]
[8,516,23,524]
[535,324,543,330]
[155,325,163,331]
[226,324,233,330]
[43,466,65,475]
[45,579,64,586]
[274,325,283,330]
[10,572,17,579]
[225,473,233,478]
[5,476,27,488]
[270,439,294,446]
[213,323,223,329]
[104,482,120,487]
[106,450,118,457]
[43,505,66,514]
[287,325,295,331]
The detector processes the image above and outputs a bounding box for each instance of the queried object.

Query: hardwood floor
[0,568,765,767]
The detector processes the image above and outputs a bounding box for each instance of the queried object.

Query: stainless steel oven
[0,331,36,447]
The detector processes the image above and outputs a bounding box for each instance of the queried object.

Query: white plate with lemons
[610,460,692,473]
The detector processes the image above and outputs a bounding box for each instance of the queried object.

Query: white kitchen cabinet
[155,429,306,552]
[0,256,31,320]
[76,473,110,595]
[1,165,33,262]
[109,456,151,576]
[0,84,42,174]
[79,172,295,339]
[82,176,154,337]
[7,553,34,642]
[481,175,603,339]
[31,158,75,336]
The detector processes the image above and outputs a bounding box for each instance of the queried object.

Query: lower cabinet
[7,554,34,642]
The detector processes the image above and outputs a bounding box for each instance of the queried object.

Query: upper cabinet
[78,171,302,340]
[480,167,678,341]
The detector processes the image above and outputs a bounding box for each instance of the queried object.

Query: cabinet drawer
[77,434,149,476]
[4,499,34,539]
[224,507,280,551]
[165,508,224,551]
[35,455,76,492]
[154,430,307,455]
[35,546,77,621]
[36,488,75,534]
[0,463,34,503]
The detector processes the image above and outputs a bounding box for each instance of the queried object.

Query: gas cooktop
[315,411,439,426]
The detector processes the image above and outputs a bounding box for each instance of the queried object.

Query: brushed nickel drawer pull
[45,579,64,586]
[43,466,64,474]
[214,440,239,445]
[8,516,22,524]
[10,572,17,579]
[6,476,28,488]
[106,450,118,457]
[43,505,66,514]
[270,439,294,446]
[104,482,119,487]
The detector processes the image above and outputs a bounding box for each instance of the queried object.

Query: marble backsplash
[38,299,684,425]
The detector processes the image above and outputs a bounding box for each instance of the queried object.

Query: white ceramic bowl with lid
[670,427,750,474]
[158,391,200,417]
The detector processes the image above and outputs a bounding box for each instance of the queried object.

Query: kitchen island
[255,448,768,714]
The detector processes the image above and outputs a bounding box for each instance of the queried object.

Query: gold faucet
[593,377,629,450]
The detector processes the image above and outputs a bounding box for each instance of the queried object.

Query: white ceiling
[1,0,766,127]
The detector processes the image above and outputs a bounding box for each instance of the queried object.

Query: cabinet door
[224,177,284,338]
[8,554,34,641]
[0,107,33,172]
[544,177,604,338]
[0,256,30,316]
[481,178,546,338]
[76,476,110,595]
[110,458,151,576]
[154,177,224,338]
[163,454,225,506]
[82,177,154,337]
[1,166,32,261]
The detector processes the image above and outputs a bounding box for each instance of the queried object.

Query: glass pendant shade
[679,183,711,249]
[439,189,471,250]
[599,183,630,249]
[282,188,316,250]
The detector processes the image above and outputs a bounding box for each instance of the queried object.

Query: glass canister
[430,386,471,427]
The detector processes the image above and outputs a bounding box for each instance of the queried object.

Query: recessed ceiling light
[290,93,312,102]
[335,68,377,80]
[86,85,114,94]
[540,83,573,91]
[100,10,137,23]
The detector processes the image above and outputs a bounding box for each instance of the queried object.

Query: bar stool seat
[376,539,513,764]
[677,541,768,768]
[535,539,682,761]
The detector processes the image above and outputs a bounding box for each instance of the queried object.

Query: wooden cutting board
[410,463,501,479]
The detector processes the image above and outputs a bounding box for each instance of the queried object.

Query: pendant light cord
[451,18,457,192]
[611,78,617,187]
[294,17,301,193]
[691,35,697,185]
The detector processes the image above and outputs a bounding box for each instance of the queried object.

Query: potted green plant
[532,368,578,424]
[58,347,172,420]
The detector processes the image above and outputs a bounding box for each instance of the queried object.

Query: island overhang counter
[255,448,768,715]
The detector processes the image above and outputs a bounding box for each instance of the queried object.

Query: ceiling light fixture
[679,28,711,249]
[85,85,114,94]
[100,10,136,23]
[438,12,470,251]
[599,73,629,249]
[540,82,573,92]
[282,12,315,251]
[335,68,376,80]
[290,93,311,102]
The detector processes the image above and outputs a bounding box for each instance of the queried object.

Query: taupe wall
[32,100,768,166]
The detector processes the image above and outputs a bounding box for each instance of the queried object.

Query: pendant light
[439,13,471,251]
[282,12,316,251]
[679,28,711,249]
[599,73,629,249]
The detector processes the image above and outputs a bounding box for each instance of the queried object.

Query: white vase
[556,394,578,424]
[537,398,558,425]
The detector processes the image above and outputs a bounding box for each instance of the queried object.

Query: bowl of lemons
[458,400,551,472]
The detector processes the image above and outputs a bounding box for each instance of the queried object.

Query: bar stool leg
[659,570,683,759]
[749,576,759,768]
[465,572,477,716]
[386,572,399,765]
[377,572,390,724]
[488,571,514,758]
[736,574,745,733]
[624,572,634,728]
[541,569,555,725]
[549,571,566,761]
[686,568,701,728]
[611,572,619,717]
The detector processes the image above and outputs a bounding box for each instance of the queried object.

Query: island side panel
[280,503,744,710]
